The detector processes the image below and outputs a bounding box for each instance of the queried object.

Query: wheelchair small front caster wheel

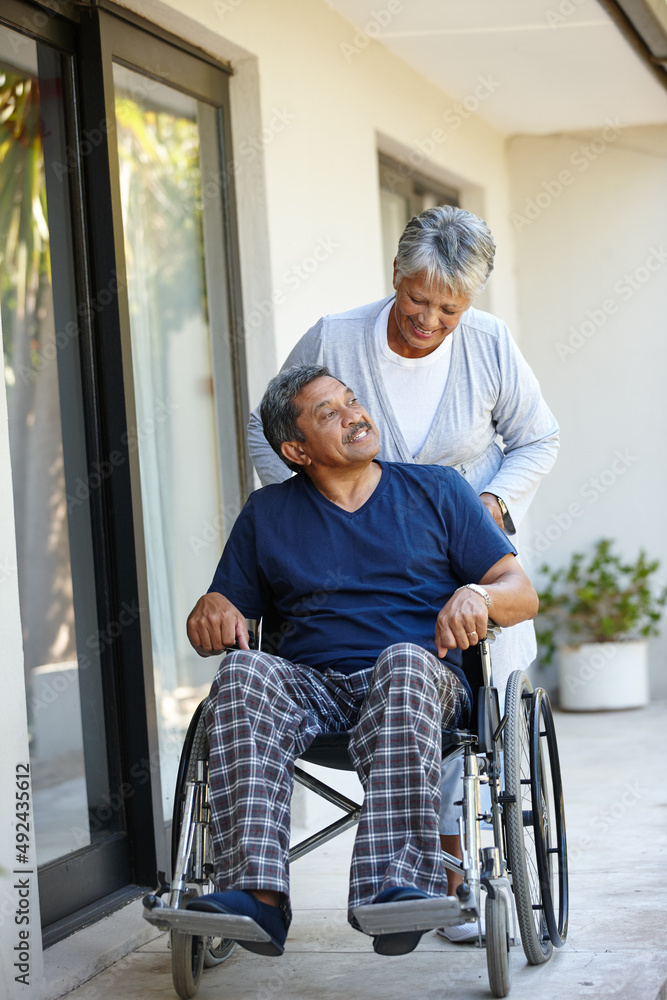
[486,892,511,997]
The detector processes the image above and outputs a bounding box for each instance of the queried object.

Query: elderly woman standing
[247,205,558,938]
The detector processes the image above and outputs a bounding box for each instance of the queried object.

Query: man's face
[390,267,472,358]
[282,376,380,472]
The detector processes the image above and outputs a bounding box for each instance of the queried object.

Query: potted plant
[535,539,667,711]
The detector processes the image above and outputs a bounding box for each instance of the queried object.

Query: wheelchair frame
[142,632,569,999]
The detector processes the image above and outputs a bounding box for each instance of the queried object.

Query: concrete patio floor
[42,702,667,1000]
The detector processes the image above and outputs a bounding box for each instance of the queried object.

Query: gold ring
[467,630,477,637]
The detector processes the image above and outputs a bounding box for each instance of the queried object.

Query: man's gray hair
[260,364,335,473]
[394,206,496,300]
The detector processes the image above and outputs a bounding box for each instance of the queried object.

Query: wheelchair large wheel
[171,702,209,872]
[530,688,569,948]
[485,891,511,998]
[503,671,553,965]
[171,703,236,999]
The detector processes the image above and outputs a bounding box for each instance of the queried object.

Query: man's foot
[371,886,433,956]
[186,890,289,956]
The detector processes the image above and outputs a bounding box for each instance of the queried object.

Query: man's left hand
[435,588,489,656]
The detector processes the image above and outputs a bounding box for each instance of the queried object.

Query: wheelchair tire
[171,702,210,874]
[171,928,205,1000]
[171,702,236,997]
[530,688,569,948]
[203,936,237,967]
[503,671,553,965]
[485,891,511,998]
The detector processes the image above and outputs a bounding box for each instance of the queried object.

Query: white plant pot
[557,640,649,711]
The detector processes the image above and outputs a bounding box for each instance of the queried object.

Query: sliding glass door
[0,22,129,932]
[111,62,243,817]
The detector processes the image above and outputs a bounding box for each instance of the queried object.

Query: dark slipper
[371,886,433,956]
[186,890,288,956]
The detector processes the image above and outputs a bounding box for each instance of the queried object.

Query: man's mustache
[343,421,373,444]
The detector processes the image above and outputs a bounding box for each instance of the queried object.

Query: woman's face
[388,267,472,358]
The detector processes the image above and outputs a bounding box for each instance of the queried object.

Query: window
[378,153,459,294]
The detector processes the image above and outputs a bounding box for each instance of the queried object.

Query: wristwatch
[459,583,491,608]
[494,495,508,520]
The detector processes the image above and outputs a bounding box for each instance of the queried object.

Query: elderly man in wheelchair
[143,363,568,998]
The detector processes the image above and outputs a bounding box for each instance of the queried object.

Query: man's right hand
[186,593,250,657]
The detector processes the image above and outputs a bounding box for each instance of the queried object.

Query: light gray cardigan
[248,295,559,534]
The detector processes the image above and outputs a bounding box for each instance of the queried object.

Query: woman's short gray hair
[260,364,335,473]
[394,206,496,300]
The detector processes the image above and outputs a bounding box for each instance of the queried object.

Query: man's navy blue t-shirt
[208,461,516,701]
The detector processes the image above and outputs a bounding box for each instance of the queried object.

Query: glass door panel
[0,29,111,867]
[112,64,241,815]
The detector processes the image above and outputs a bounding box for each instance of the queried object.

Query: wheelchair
[142,625,569,999]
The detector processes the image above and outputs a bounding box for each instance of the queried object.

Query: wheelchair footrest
[141,895,271,942]
[354,895,478,936]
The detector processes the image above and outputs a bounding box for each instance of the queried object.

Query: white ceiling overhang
[325,0,667,134]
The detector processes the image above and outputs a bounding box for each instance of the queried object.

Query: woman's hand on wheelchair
[435,590,489,657]
[187,592,250,656]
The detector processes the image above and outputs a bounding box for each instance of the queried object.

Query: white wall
[125,0,521,405]
[508,125,667,696]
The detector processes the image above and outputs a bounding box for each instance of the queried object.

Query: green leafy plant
[536,538,667,665]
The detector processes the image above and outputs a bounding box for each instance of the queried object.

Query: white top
[374,300,453,457]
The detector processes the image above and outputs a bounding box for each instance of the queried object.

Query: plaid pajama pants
[204,641,470,923]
